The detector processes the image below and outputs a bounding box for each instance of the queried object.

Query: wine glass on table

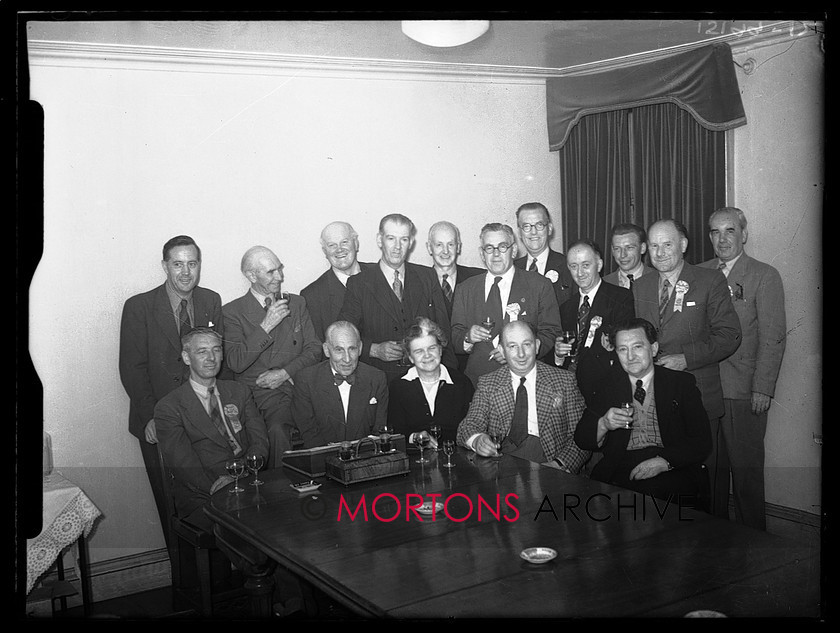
[442,440,456,468]
[225,458,246,493]
[415,430,431,464]
[246,453,265,486]
[429,424,442,451]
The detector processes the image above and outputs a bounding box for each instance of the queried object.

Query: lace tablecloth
[26,472,102,594]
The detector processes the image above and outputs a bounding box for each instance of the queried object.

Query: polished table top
[206,448,820,618]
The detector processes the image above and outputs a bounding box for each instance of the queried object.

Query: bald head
[320,221,360,273]
[500,320,538,377]
[241,245,284,296]
[324,321,362,377]
[427,221,462,270]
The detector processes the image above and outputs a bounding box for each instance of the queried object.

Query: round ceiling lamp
[401,20,490,47]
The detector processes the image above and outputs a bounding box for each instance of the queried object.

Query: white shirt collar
[484,265,515,285]
[718,253,742,276]
[189,377,218,399]
[250,287,274,305]
[435,266,457,287]
[619,263,645,283]
[579,278,602,305]
[401,364,454,384]
[527,248,549,273]
[509,364,537,387]
[629,367,654,393]
[379,259,405,284]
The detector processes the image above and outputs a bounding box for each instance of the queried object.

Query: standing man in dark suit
[119,235,223,546]
[223,245,321,466]
[300,221,364,347]
[338,213,454,383]
[699,207,787,530]
[603,223,654,290]
[292,321,388,447]
[554,239,634,400]
[155,327,269,530]
[451,223,562,387]
[425,221,483,372]
[574,318,712,504]
[457,320,589,472]
[513,202,575,311]
[634,218,741,518]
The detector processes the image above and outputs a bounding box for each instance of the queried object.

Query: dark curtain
[558,110,631,261]
[559,103,726,275]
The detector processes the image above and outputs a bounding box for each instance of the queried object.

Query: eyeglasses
[519,222,548,232]
[481,243,513,254]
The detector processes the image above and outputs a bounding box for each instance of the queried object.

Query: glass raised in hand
[562,330,577,357]
[481,317,496,332]
[415,430,432,464]
[442,439,456,468]
[619,402,634,429]
[225,458,246,494]
[489,432,504,457]
[246,453,265,486]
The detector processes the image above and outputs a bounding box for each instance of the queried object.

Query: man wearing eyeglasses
[514,202,575,311]
[451,222,562,387]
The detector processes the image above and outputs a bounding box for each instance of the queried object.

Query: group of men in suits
[120,201,785,545]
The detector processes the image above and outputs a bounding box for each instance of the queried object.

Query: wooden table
[206,448,821,618]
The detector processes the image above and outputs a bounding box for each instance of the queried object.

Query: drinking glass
[562,330,577,357]
[442,440,456,468]
[415,430,431,464]
[429,425,442,451]
[339,441,354,461]
[619,402,634,429]
[225,458,246,493]
[489,432,505,457]
[246,453,265,486]
[481,317,496,332]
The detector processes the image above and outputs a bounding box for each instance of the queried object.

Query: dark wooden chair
[156,445,245,617]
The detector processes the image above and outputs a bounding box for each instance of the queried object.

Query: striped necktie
[208,386,242,455]
[528,258,538,273]
[442,274,453,304]
[577,295,591,341]
[626,273,635,290]
[659,279,671,324]
[392,270,403,301]
[178,299,192,338]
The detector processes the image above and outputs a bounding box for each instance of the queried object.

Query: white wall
[731,34,823,514]
[27,54,562,560]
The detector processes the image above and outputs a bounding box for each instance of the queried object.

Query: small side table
[27,471,102,615]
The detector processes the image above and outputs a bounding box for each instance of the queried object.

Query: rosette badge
[224,404,240,421]
[673,280,690,313]
[545,270,559,283]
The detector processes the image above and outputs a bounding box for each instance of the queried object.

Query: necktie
[626,273,635,290]
[658,279,671,324]
[178,299,191,338]
[208,386,242,455]
[264,296,273,310]
[393,270,403,301]
[577,295,591,342]
[485,276,503,338]
[442,274,453,304]
[528,258,538,273]
[718,260,729,278]
[634,379,646,405]
[508,376,528,445]
[334,373,356,386]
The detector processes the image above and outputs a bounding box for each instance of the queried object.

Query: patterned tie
[442,274,453,304]
[718,260,729,278]
[208,386,242,455]
[334,373,356,386]
[626,273,635,290]
[264,296,273,310]
[658,279,671,324]
[178,299,192,338]
[577,295,591,342]
[528,258,538,273]
[393,270,403,301]
[485,276,503,338]
[508,376,528,446]
[634,379,646,405]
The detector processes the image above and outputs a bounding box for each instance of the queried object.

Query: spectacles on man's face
[519,222,547,233]
[481,243,513,254]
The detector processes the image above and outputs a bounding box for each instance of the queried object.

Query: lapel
[327,270,348,320]
[183,383,230,450]
[192,288,211,328]
[347,367,372,427]
[659,264,694,329]
[508,268,530,320]
[402,264,430,322]
[365,265,402,323]
[726,253,750,299]
[652,367,674,434]
[493,369,516,429]
[153,284,182,354]
[534,364,552,427]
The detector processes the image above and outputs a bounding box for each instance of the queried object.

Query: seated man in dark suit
[456,320,589,473]
[155,327,270,531]
[574,318,712,505]
[292,321,389,447]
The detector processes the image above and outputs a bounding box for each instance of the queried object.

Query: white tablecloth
[26,472,102,594]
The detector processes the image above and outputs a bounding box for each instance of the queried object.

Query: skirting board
[30,502,821,608]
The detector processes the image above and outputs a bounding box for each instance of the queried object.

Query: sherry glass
[619,402,634,429]
[415,430,431,464]
[481,316,496,332]
[442,440,456,468]
[225,458,246,494]
[489,432,505,457]
[429,425,442,451]
[562,330,577,358]
[246,453,265,486]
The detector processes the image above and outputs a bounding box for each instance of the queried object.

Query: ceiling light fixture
[401,20,490,47]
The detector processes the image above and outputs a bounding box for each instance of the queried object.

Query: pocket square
[369,397,378,405]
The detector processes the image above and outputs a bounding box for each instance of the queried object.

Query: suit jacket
[514,248,575,310]
[603,264,654,288]
[699,253,786,400]
[300,262,373,346]
[552,280,636,378]
[119,284,223,439]
[222,291,321,403]
[456,361,590,472]
[292,360,389,447]
[338,262,455,380]
[574,365,712,483]
[437,264,485,319]
[634,263,742,419]
[450,268,563,386]
[155,379,269,518]
[387,367,475,440]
